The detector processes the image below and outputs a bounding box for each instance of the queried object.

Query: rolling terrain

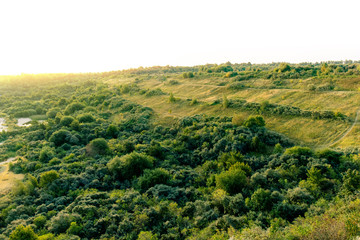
[0,62,359,239]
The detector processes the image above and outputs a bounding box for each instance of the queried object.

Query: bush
[316,148,342,165]
[284,146,314,158]
[77,113,95,123]
[169,93,176,103]
[107,152,154,180]
[137,168,171,191]
[46,108,60,119]
[145,88,165,97]
[9,225,38,240]
[48,212,74,234]
[224,71,238,78]
[223,95,229,108]
[86,138,109,156]
[227,82,245,90]
[49,130,72,146]
[216,169,247,195]
[39,147,55,163]
[60,116,74,127]
[182,72,194,78]
[248,188,273,211]
[138,231,158,240]
[34,215,47,229]
[64,102,85,115]
[40,170,59,187]
[243,115,265,128]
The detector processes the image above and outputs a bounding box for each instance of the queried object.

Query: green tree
[77,113,95,123]
[284,146,313,158]
[67,222,82,235]
[169,93,176,103]
[223,95,229,108]
[10,225,38,240]
[243,115,265,128]
[216,169,247,195]
[39,147,55,163]
[273,143,283,154]
[137,168,171,191]
[48,213,73,234]
[64,102,85,115]
[86,138,109,155]
[40,170,59,187]
[107,152,154,180]
[138,231,158,240]
[260,100,270,112]
[49,129,72,146]
[46,108,60,119]
[248,188,273,211]
[34,215,47,229]
[60,116,74,127]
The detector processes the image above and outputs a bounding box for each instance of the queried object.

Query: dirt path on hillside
[327,108,360,147]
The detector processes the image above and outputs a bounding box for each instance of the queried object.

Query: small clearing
[0,157,24,195]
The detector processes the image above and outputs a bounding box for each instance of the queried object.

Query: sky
[0,0,359,75]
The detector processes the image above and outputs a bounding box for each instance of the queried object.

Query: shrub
[243,115,265,128]
[106,125,118,138]
[223,95,229,108]
[284,146,314,158]
[138,231,158,240]
[39,147,55,163]
[49,129,72,146]
[34,215,47,229]
[40,170,59,187]
[46,108,60,119]
[64,102,85,115]
[48,212,74,234]
[273,143,283,154]
[60,116,74,127]
[167,80,179,85]
[107,152,154,180]
[224,71,238,78]
[145,88,165,97]
[9,225,38,240]
[182,72,194,78]
[227,82,245,90]
[216,169,247,195]
[86,138,109,156]
[248,188,273,211]
[137,168,171,191]
[169,93,176,103]
[316,148,342,165]
[77,113,95,123]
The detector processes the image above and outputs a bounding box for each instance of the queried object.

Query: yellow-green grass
[30,114,47,121]
[115,76,360,117]
[107,76,358,148]
[120,94,351,147]
[333,125,360,148]
[0,163,24,195]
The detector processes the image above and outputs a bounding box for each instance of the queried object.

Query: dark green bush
[107,152,154,180]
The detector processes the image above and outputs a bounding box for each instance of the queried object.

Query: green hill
[0,62,359,239]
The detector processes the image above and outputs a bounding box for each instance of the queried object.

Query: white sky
[0,0,359,75]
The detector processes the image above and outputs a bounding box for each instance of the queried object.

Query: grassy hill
[102,63,360,149]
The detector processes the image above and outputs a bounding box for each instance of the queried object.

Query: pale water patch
[0,118,7,132]
[17,118,32,127]
[0,157,16,165]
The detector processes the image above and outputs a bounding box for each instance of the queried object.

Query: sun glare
[0,0,359,75]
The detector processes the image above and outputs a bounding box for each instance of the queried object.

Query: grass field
[106,74,359,149]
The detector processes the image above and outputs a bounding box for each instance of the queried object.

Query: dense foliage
[0,63,359,239]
